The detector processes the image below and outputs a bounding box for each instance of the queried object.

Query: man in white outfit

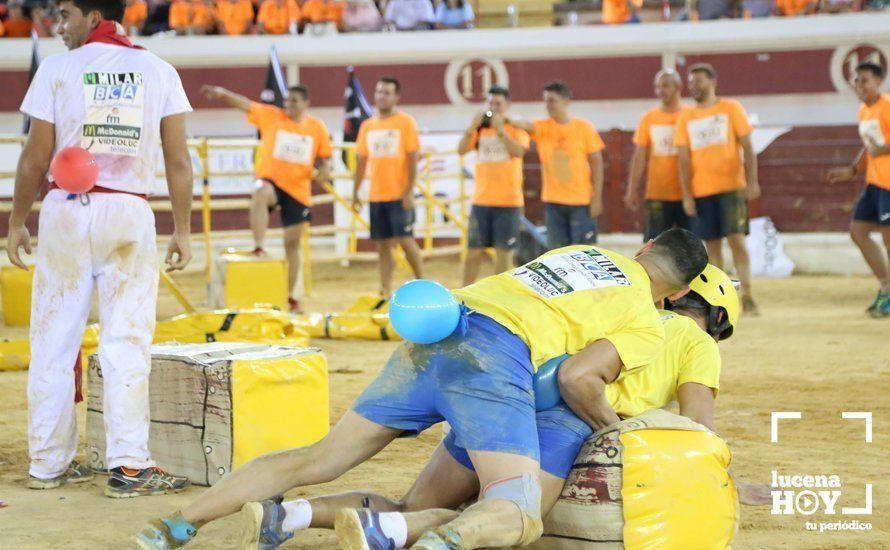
[6,0,194,498]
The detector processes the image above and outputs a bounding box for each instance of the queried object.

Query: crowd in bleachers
[0,0,476,37]
[1,0,887,38]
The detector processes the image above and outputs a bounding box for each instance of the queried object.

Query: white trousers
[28,189,158,478]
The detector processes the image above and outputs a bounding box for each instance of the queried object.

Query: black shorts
[692,189,748,240]
[644,200,690,242]
[370,200,415,240]
[468,205,521,249]
[853,183,890,226]
[265,179,311,227]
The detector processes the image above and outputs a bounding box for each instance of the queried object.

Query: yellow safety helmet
[668,264,740,340]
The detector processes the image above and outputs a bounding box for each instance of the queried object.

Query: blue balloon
[533,354,570,411]
[390,279,461,344]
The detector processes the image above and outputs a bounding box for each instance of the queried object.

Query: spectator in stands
[144,0,172,34]
[326,0,346,28]
[342,0,383,31]
[601,0,641,24]
[819,0,857,12]
[435,0,474,28]
[775,0,818,14]
[257,0,299,34]
[29,4,56,37]
[170,0,217,34]
[384,0,434,30]
[217,0,254,34]
[122,0,149,34]
[4,2,34,37]
[741,0,775,16]
[0,19,4,37]
[688,0,739,19]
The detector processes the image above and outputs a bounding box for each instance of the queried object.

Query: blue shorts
[692,190,748,241]
[353,310,540,462]
[544,203,598,249]
[370,200,415,239]
[644,200,690,242]
[468,205,521,249]
[443,401,591,479]
[853,184,890,226]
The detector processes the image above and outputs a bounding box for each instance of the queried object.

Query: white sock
[377,511,408,548]
[281,499,313,533]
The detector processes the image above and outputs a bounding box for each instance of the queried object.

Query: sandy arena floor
[0,258,888,549]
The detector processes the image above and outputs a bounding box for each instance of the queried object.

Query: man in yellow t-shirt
[227,265,768,548]
[828,62,890,317]
[353,77,424,297]
[138,229,708,550]
[201,84,333,313]
[626,69,690,242]
[513,81,605,250]
[457,85,531,285]
[675,62,761,315]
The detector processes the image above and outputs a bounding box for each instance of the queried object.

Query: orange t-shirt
[247,103,333,206]
[169,1,193,30]
[776,0,813,15]
[258,0,299,34]
[859,94,890,191]
[325,1,345,25]
[217,0,254,35]
[602,0,641,24]
[533,117,605,206]
[355,112,421,202]
[192,2,217,27]
[674,98,752,198]
[468,124,530,207]
[0,19,5,37]
[122,1,148,31]
[4,17,32,38]
[302,0,326,22]
[633,106,685,201]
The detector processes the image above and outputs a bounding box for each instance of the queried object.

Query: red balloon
[50,147,98,194]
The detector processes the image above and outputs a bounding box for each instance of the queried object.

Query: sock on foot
[282,499,312,532]
[378,512,408,548]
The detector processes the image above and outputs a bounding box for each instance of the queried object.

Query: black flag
[22,30,41,134]
[260,45,287,107]
[343,66,372,144]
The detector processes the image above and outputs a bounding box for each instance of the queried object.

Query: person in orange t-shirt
[217,0,254,35]
[601,0,642,24]
[674,63,760,314]
[828,62,890,317]
[3,3,33,38]
[457,85,530,285]
[202,84,333,312]
[301,0,326,22]
[122,0,148,35]
[513,80,605,250]
[171,0,217,34]
[626,68,689,242]
[353,77,424,297]
[775,0,817,15]
[257,0,299,34]
[325,0,346,27]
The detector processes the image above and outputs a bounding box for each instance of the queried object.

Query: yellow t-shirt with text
[606,310,721,418]
[453,246,664,372]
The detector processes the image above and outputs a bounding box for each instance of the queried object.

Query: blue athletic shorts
[370,200,415,239]
[853,183,890,226]
[468,205,521,249]
[443,401,591,479]
[352,309,540,462]
[544,203,598,249]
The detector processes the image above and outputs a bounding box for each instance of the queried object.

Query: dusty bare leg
[180,412,400,527]
[378,239,395,297]
[250,181,277,249]
[705,238,724,271]
[398,236,424,279]
[726,233,752,298]
[283,223,303,299]
[493,248,514,275]
[852,221,890,290]
[462,249,485,286]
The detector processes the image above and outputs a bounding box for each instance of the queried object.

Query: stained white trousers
[29,189,158,478]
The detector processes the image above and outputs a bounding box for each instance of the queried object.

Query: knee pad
[482,473,544,546]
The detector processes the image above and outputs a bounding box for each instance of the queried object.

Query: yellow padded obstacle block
[86,343,329,485]
[621,429,738,550]
[214,253,288,310]
[1,266,34,326]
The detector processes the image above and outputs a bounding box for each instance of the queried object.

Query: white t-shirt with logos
[20,43,192,195]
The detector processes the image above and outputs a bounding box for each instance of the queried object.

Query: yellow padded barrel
[621,429,738,549]
[1,266,34,326]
